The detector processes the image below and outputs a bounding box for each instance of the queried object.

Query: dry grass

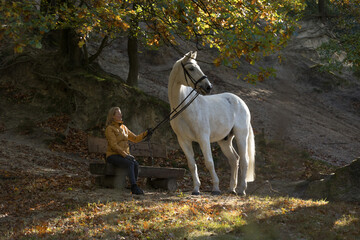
[3,193,359,240]
[0,124,359,240]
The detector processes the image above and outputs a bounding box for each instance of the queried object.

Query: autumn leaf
[214,57,222,67]
[14,43,25,53]
[78,40,85,48]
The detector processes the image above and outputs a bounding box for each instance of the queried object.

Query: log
[94,174,127,189]
[139,166,185,179]
[148,178,178,192]
[89,162,186,179]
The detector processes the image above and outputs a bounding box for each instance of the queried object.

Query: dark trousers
[106,155,139,185]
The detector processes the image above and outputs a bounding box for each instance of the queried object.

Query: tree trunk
[126,2,139,86]
[60,28,83,68]
[41,0,84,69]
[318,0,326,20]
[127,35,139,86]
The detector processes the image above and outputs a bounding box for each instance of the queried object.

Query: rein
[151,62,206,132]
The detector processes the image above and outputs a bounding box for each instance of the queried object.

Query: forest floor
[0,119,359,239]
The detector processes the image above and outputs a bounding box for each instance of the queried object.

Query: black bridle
[151,61,208,133]
[181,61,208,90]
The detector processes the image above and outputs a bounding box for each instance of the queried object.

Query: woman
[105,107,152,195]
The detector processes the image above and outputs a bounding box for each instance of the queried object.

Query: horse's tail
[246,124,255,182]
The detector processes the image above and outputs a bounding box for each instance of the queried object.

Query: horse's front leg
[177,137,201,195]
[198,139,221,195]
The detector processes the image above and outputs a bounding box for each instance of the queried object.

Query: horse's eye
[189,67,194,71]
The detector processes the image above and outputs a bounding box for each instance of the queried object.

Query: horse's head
[180,51,212,95]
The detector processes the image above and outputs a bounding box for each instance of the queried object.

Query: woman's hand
[144,128,153,141]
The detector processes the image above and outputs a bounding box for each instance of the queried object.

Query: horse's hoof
[211,191,221,196]
[191,191,200,195]
[228,190,237,195]
[238,191,246,197]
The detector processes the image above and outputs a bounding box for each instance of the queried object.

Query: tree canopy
[0,0,305,71]
[2,1,360,79]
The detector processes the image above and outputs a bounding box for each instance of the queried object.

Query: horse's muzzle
[199,82,212,95]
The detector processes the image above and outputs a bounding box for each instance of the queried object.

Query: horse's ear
[191,51,197,59]
[183,51,197,63]
[183,52,192,63]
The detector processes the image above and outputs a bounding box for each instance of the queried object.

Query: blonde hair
[105,107,120,126]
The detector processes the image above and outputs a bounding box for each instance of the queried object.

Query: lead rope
[169,91,200,121]
[145,89,199,166]
[145,91,199,166]
[151,88,199,132]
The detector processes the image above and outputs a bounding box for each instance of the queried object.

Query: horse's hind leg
[234,128,249,196]
[177,137,201,195]
[218,136,239,194]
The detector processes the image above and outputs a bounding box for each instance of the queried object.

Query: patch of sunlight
[33,167,58,174]
[334,214,359,229]
[248,196,328,219]
[190,230,216,239]
[187,208,246,239]
[242,88,273,98]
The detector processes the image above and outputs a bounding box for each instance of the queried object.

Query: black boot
[131,184,144,195]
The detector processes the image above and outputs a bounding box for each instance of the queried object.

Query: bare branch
[88,35,109,64]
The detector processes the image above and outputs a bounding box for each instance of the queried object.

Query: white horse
[168,51,255,196]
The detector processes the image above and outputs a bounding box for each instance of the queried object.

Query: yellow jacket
[105,121,147,158]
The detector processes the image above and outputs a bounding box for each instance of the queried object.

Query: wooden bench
[88,136,186,192]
